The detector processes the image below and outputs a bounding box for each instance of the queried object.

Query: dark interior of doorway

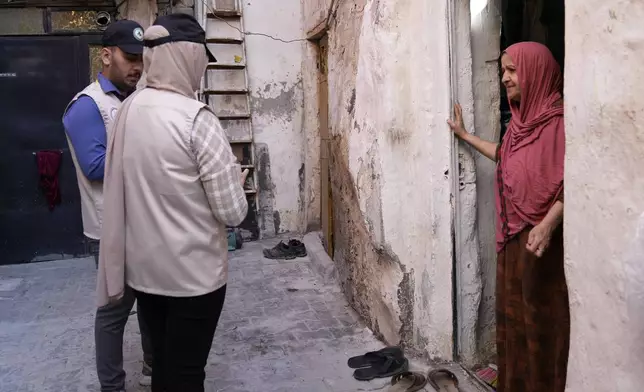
[499,0,565,140]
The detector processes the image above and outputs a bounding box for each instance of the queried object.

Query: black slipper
[353,357,409,381]
[348,346,404,368]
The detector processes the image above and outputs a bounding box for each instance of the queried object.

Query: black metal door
[0,36,88,264]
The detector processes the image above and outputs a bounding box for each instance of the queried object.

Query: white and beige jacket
[97,26,248,306]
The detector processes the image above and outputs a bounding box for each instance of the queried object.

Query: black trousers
[134,285,227,392]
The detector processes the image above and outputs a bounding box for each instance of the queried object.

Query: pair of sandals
[348,347,460,391]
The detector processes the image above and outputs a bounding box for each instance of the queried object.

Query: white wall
[359,0,456,359]
[243,0,308,236]
[565,1,644,391]
[300,0,462,360]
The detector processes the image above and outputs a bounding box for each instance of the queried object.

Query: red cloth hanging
[36,150,62,211]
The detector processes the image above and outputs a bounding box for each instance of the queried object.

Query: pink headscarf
[495,42,565,251]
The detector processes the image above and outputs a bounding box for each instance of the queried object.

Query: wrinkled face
[501,53,521,102]
[101,47,143,93]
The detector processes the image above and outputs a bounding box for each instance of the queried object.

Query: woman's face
[501,53,521,102]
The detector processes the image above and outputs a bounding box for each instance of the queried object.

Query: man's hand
[241,169,250,186]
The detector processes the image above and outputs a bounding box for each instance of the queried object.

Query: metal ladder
[196,0,258,238]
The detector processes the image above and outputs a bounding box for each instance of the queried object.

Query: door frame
[317,34,333,257]
[447,0,483,366]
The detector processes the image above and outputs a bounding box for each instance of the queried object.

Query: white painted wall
[300,0,465,360]
[243,0,308,236]
[357,0,456,359]
[565,1,644,390]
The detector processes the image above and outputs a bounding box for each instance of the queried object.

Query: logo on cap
[133,27,144,41]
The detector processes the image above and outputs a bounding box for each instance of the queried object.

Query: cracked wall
[244,0,311,237]
[302,0,456,360]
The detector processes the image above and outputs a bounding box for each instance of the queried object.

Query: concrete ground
[0,234,486,392]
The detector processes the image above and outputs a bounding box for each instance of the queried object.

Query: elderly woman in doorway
[448,42,569,392]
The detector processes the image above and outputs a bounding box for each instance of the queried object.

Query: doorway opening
[499,0,565,140]
[466,0,566,367]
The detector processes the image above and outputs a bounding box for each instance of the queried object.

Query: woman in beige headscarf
[97,13,248,391]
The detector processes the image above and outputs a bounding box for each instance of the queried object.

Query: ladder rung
[207,10,242,18]
[207,63,245,69]
[219,114,251,121]
[207,38,243,44]
[244,189,257,195]
[229,139,252,144]
[241,164,254,169]
[204,89,248,95]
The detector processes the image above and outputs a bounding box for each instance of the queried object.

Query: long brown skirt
[496,226,570,392]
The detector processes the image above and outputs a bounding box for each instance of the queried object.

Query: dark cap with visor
[145,13,217,62]
[102,19,145,55]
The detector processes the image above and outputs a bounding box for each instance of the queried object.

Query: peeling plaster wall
[244,0,307,237]
[470,0,501,363]
[302,0,457,360]
[565,1,644,391]
[119,0,158,28]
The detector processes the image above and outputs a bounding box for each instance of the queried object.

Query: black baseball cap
[102,20,144,55]
[146,13,217,63]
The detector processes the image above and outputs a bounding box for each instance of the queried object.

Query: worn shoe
[263,241,296,259]
[287,239,307,257]
[139,362,152,386]
[263,239,307,260]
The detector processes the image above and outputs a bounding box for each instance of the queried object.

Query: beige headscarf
[96,26,208,306]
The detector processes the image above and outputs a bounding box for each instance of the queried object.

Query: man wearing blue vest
[62,20,152,391]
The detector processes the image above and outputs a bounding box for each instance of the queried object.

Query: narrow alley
[0,235,485,392]
[1,0,643,391]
